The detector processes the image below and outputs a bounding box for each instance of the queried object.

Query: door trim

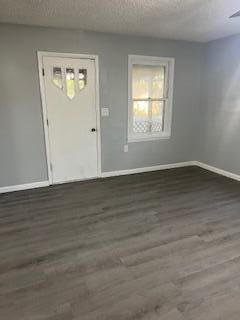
[37,51,101,184]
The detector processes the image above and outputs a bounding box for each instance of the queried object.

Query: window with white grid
[128,55,174,142]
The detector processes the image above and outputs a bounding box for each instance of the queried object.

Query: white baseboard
[101,161,196,178]
[0,180,49,194]
[102,161,240,183]
[1,161,239,194]
[195,161,240,182]
[0,162,195,194]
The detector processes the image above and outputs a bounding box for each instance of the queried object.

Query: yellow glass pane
[66,68,75,99]
[132,64,165,99]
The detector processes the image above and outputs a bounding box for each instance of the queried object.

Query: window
[66,68,75,99]
[53,67,63,89]
[79,69,87,90]
[51,66,88,99]
[128,55,174,142]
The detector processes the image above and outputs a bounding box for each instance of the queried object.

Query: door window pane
[66,68,75,99]
[132,64,165,99]
[133,101,150,133]
[152,101,164,132]
[53,67,63,89]
[79,69,87,90]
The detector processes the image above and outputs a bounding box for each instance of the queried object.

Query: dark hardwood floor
[1,166,240,319]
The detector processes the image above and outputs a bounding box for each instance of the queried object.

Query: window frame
[128,55,175,142]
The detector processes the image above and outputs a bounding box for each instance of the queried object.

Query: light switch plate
[101,107,109,117]
[124,145,128,152]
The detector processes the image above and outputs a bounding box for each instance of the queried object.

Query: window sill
[128,135,171,143]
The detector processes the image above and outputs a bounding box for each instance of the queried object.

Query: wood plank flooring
[1,166,240,319]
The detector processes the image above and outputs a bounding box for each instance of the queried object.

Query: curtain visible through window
[132,64,165,134]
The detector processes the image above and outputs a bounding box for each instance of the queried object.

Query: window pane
[152,101,164,132]
[53,67,63,89]
[132,64,165,99]
[66,68,75,99]
[133,101,150,133]
[79,69,87,90]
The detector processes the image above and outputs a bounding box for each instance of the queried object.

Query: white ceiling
[0,0,240,42]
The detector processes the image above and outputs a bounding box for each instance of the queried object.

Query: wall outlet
[101,107,109,117]
[124,145,128,152]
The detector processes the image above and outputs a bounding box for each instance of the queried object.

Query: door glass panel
[53,67,63,89]
[152,101,164,132]
[132,64,165,99]
[66,68,75,99]
[79,69,87,90]
[133,101,150,133]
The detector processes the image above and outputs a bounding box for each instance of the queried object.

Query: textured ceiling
[0,0,240,42]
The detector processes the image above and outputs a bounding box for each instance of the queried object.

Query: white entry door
[42,55,99,184]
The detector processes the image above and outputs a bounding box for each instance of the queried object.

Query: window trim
[128,55,175,143]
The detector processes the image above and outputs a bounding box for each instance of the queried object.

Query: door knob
[91,128,96,132]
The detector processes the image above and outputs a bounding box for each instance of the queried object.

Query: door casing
[37,51,101,185]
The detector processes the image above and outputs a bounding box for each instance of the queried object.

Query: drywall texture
[0,23,203,187]
[1,0,240,42]
[198,34,240,174]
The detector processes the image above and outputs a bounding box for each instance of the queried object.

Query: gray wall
[0,23,204,187]
[198,34,240,174]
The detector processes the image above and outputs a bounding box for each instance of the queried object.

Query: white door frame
[37,51,102,184]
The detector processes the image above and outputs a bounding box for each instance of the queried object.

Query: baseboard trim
[0,181,50,194]
[195,161,240,182]
[101,161,196,178]
[0,162,195,194]
[2,161,239,194]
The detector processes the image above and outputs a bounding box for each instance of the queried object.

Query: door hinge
[50,163,53,171]
[42,68,45,76]
[46,118,49,126]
